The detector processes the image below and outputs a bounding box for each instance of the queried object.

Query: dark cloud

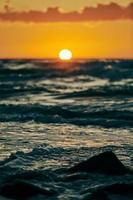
[0,2,133,22]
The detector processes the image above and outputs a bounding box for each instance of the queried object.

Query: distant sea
[0,59,133,200]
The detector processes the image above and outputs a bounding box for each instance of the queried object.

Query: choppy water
[0,59,133,200]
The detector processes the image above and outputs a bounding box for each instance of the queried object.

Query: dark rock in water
[88,190,110,200]
[0,180,56,199]
[103,183,133,195]
[68,151,131,175]
[83,183,133,200]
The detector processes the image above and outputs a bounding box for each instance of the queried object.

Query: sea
[0,59,133,200]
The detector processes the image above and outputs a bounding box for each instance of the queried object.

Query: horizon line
[0,57,133,61]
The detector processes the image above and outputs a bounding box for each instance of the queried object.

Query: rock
[83,183,133,200]
[103,183,133,195]
[0,180,56,199]
[89,190,110,200]
[68,151,131,175]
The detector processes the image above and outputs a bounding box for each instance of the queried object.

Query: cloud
[0,2,133,23]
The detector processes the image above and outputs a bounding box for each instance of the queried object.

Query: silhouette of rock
[88,190,110,200]
[103,183,133,195]
[68,151,131,175]
[0,180,56,199]
[84,183,133,200]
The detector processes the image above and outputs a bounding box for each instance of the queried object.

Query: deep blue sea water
[0,59,133,200]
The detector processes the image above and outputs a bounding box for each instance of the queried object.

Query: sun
[59,49,72,61]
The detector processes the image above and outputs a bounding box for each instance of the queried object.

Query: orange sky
[0,1,132,12]
[0,21,132,59]
[0,1,133,59]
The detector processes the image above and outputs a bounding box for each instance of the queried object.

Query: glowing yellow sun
[59,49,72,61]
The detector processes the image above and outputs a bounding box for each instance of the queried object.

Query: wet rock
[0,180,56,199]
[103,183,133,195]
[83,183,133,200]
[68,151,131,175]
[88,190,110,200]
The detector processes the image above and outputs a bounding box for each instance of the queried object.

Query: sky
[0,0,132,11]
[0,0,133,59]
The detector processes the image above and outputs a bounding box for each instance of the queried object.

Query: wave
[0,59,133,80]
[0,149,133,200]
[0,104,132,127]
[0,59,133,200]
[58,84,133,99]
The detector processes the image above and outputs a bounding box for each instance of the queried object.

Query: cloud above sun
[0,2,133,23]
